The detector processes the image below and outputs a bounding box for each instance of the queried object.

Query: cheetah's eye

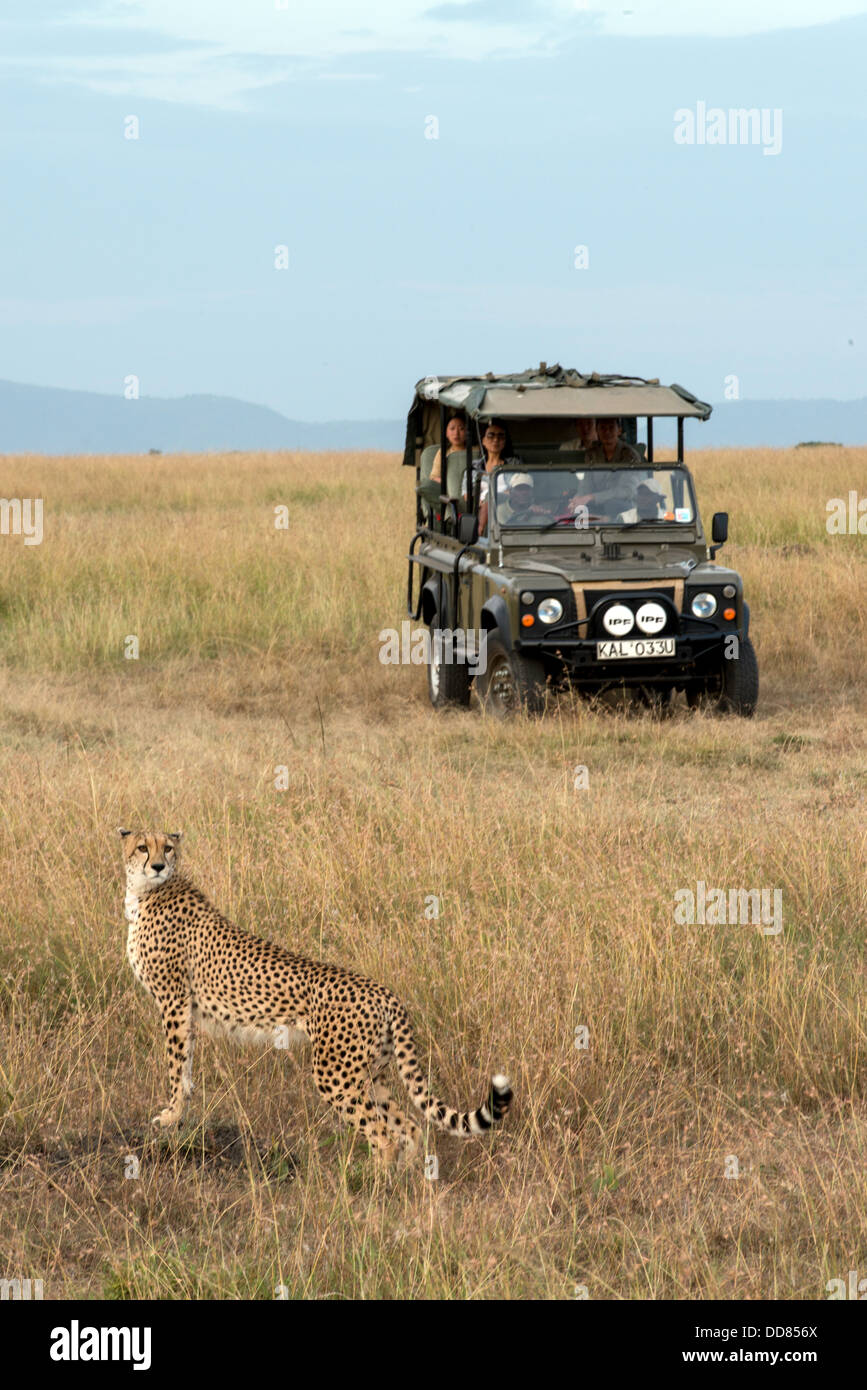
[137,845,147,854]
[165,846,174,854]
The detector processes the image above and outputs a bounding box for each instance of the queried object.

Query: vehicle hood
[501,550,735,586]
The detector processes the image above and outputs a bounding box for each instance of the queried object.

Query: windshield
[493,465,697,530]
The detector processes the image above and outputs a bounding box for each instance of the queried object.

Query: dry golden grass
[0,444,865,1299]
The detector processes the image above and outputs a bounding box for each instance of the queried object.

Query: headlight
[602,603,635,636]
[537,597,563,625]
[690,592,718,618]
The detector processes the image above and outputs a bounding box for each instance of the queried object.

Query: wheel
[476,635,547,717]
[427,613,471,709]
[718,635,759,716]
[689,639,758,716]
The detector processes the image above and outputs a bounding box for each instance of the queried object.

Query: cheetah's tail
[389,1004,512,1137]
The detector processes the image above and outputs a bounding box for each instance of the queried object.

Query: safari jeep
[404,364,758,716]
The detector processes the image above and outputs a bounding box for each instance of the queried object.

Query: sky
[1,1,865,420]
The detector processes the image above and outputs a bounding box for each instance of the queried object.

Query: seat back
[418,444,439,482]
[445,450,475,503]
[416,444,440,521]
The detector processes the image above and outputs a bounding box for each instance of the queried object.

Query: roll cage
[403,364,712,539]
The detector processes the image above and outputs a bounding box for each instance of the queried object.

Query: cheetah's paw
[151,1107,183,1130]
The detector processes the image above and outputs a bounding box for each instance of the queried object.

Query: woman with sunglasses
[475,419,522,533]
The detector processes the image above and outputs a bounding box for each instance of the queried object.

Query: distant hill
[0,378,865,454]
[0,379,400,455]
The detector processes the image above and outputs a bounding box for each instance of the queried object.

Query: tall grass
[0,446,865,1299]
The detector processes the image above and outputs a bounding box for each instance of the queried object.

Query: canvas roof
[403,366,712,465]
[421,368,711,419]
[465,383,710,418]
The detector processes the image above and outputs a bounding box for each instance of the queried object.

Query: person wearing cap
[616,478,667,523]
[498,472,536,524]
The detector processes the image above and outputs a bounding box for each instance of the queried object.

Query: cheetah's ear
[117,827,132,839]
[166,832,182,843]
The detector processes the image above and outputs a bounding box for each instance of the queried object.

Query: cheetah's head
[118,828,182,894]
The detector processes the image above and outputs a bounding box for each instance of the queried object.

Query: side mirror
[458,514,479,546]
[711,512,729,545]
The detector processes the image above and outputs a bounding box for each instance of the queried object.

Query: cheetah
[119,829,512,1164]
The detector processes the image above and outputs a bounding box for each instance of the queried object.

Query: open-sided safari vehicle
[404,364,758,716]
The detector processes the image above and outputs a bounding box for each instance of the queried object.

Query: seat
[415,444,440,521]
[444,450,474,508]
[416,446,476,526]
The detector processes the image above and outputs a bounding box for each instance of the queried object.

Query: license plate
[596,638,676,660]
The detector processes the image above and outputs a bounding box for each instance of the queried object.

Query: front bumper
[516,630,740,688]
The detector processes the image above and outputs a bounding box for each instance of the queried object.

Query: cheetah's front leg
[152,992,194,1129]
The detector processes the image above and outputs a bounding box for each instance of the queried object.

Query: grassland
[0,444,865,1300]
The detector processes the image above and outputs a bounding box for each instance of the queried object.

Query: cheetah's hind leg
[370,1076,422,1166]
[311,1050,400,1167]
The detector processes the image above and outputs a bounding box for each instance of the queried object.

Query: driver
[501,471,608,528]
[498,473,536,523]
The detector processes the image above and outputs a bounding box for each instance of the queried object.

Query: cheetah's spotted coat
[120,830,512,1164]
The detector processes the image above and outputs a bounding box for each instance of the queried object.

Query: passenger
[617,479,666,523]
[584,417,642,466]
[430,413,468,489]
[559,417,598,451]
[476,420,522,532]
[566,416,643,518]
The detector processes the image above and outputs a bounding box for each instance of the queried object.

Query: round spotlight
[602,603,635,636]
[635,601,667,634]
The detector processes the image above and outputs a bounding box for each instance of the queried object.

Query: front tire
[688,637,759,717]
[719,635,759,716]
[476,635,547,717]
[427,613,472,710]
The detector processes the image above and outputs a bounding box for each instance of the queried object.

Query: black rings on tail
[389,1001,512,1138]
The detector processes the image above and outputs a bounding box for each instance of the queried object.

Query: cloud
[0,21,218,57]
[1,2,865,110]
[424,0,553,21]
